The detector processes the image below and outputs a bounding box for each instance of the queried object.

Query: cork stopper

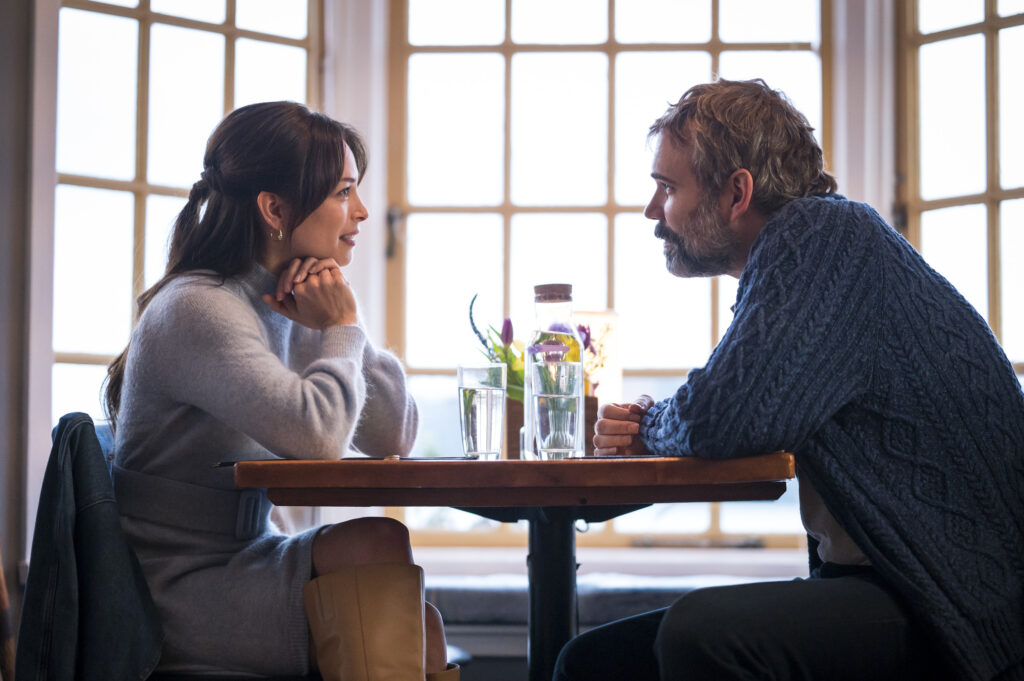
[534,283,573,302]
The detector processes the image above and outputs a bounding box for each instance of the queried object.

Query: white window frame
[23,0,899,556]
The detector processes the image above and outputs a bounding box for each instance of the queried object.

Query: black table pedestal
[468,505,647,681]
[527,507,578,681]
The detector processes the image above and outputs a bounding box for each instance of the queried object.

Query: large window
[51,0,321,426]
[898,1,1024,381]
[387,0,829,547]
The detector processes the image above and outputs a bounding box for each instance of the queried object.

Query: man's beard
[654,196,738,278]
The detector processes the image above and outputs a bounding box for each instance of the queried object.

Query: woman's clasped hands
[262,256,358,329]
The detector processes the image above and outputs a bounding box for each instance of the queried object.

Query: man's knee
[553,631,589,681]
[655,588,738,675]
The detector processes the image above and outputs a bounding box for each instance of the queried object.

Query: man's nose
[643,196,660,221]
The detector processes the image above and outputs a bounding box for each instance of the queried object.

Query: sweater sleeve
[639,197,883,459]
[134,280,368,460]
[351,341,419,457]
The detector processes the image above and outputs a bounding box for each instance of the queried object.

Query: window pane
[405,375,465,457]
[148,24,225,188]
[918,0,983,33]
[409,0,504,45]
[235,38,307,108]
[716,275,739,342]
[614,213,712,369]
[509,214,608,336]
[621,375,687,404]
[1001,0,1024,15]
[919,35,986,200]
[145,195,186,289]
[52,363,109,427]
[1001,199,1024,361]
[511,53,608,205]
[57,9,137,180]
[511,0,607,44]
[405,506,503,531]
[408,54,504,206]
[236,0,307,39]
[615,52,712,206]
[151,0,225,24]
[920,204,988,319]
[1000,26,1024,189]
[616,0,711,43]
[614,502,711,533]
[53,185,134,355]
[718,51,822,141]
[719,477,803,533]
[405,214,503,368]
[720,0,819,43]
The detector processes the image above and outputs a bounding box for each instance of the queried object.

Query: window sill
[417,545,809,579]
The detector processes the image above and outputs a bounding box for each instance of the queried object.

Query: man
[554,79,1024,681]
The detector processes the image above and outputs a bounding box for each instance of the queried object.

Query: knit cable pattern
[639,195,1024,681]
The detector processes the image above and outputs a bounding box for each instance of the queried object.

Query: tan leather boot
[426,663,461,680]
[303,563,426,681]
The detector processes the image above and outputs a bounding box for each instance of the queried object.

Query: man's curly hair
[650,78,837,215]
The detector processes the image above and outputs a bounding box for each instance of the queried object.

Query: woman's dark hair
[104,101,367,425]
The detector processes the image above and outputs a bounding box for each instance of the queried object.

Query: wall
[0,0,33,623]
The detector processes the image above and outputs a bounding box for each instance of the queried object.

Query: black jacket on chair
[16,412,163,681]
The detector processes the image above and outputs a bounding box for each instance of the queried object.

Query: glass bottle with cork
[522,283,586,459]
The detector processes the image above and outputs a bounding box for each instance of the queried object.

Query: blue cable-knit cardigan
[639,195,1024,681]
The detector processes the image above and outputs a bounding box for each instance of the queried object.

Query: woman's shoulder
[141,271,257,332]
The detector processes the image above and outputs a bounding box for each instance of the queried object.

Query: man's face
[644,133,740,278]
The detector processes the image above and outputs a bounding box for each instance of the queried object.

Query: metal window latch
[386,205,405,259]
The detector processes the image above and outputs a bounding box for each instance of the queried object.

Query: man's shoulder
[762,194,895,246]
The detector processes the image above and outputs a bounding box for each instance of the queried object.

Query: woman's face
[288,144,367,267]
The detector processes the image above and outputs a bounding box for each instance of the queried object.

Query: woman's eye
[339,187,352,198]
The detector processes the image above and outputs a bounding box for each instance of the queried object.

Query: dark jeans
[553,566,949,681]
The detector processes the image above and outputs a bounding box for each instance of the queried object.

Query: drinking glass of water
[529,361,585,460]
[457,364,507,460]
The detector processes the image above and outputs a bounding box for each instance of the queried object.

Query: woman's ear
[257,191,288,231]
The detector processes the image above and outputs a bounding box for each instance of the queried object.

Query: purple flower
[577,324,595,353]
[549,322,573,334]
[501,318,514,346]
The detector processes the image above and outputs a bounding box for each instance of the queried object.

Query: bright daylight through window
[389,0,826,546]
[51,0,317,430]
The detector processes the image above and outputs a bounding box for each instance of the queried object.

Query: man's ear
[256,191,288,231]
[724,168,754,223]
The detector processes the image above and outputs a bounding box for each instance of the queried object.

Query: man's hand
[593,395,655,456]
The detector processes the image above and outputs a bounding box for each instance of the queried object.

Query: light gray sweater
[114,265,417,675]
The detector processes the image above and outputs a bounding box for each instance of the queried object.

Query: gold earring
[272,229,284,241]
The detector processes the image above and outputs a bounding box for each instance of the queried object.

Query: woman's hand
[262,257,358,329]
[592,395,654,456]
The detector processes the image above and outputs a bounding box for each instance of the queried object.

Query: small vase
[504,395,599,458]
[504,397,524,459]
[584,395,598,457]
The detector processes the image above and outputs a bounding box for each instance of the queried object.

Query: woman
[105,101,457,680]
